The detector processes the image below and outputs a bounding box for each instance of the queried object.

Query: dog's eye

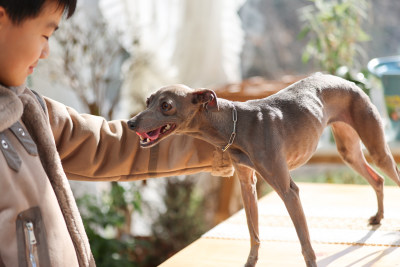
[161,102,172,111]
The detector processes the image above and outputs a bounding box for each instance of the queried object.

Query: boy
[0,0,233,266]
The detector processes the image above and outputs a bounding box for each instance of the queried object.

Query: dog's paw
[305,260,318,267]
[244,254,258,267]
[368,214,383,225]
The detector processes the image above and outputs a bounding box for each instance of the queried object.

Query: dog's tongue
[137,127,161,141]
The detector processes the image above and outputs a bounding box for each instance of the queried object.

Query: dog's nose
[127,120,137,130]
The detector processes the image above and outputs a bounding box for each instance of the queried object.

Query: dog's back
[267,73,369,122]
[236,73,378,169]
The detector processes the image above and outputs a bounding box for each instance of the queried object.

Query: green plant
[77,182,144,267]
[144,177,209,266]
[298,0,370,74]
[76,178,209,267]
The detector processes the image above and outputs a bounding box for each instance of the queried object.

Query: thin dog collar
[222,105,237,152]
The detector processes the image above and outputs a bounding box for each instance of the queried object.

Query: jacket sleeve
[45,97,233,181]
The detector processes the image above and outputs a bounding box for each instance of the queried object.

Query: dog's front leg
[235,164,260,267]
[256,161,317,267]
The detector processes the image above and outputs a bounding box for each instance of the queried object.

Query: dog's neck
[185,98,238,151]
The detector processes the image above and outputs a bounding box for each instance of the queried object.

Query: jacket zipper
[25,221,38,267]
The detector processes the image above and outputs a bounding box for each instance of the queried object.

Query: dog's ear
[192,89,219,111]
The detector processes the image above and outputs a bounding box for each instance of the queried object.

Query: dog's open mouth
[136,123,176,147]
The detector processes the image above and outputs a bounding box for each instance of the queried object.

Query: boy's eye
[43,35,49,41]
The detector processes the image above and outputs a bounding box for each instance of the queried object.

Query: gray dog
[128,73,400,267]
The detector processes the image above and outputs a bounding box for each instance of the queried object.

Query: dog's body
[128,73,400,267]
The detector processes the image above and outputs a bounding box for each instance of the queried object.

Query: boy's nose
[40,42,50,59]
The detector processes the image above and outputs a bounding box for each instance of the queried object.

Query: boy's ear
[191,89,219,111]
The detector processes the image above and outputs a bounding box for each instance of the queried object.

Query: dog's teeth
[139,135,144,141]
[161,124,171,134]
[146,138,150,143]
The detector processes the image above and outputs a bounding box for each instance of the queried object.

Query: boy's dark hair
[0,0,76,24]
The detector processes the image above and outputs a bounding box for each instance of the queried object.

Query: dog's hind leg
[331,122,385,224]
[359,131,400,188]
[349,97,400,188]
[235,164,260,267]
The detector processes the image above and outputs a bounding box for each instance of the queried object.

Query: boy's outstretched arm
[45,97,233,181]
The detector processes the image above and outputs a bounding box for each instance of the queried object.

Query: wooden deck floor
[159,183,400,267]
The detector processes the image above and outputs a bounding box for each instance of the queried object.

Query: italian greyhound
[127,73,400,267]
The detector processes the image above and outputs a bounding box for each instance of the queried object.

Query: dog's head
[127,84,219,147]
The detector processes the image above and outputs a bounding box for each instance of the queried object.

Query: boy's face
[0,1,63,87]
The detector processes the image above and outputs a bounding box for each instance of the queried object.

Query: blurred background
[30,0,400,266]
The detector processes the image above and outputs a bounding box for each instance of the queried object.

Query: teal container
[368,56,400,140]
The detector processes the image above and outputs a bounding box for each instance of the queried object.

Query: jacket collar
[0,84,24,132]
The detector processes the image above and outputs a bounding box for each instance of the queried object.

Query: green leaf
[302,51,311,63]
[357,30,371,42]
[298,26,311,40]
